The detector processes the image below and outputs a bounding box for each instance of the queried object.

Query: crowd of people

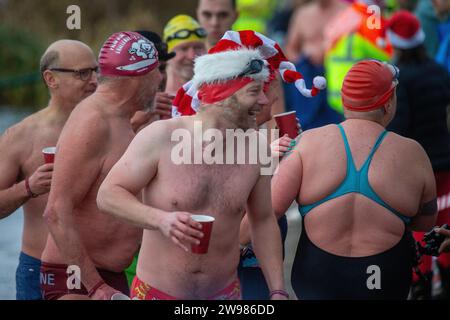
[0,0,449,300]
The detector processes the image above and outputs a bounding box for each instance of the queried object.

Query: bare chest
[147,161,259,214]
[20,130,61,177]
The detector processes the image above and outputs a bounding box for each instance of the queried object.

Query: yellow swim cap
[163,15,206,52]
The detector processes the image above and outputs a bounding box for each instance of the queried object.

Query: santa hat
[172,30,326,117]
[386,11,425,50]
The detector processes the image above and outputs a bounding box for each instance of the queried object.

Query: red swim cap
[99,31,159,77]
[341,60,398,112]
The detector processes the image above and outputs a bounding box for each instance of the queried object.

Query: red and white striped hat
[386,10,425,50]
[172,30,327,117]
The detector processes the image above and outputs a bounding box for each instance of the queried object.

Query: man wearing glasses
[40,32,162,300]
[272,60,438,299]
[0,39,97,300]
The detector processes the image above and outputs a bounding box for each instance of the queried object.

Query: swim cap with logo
[99,31,159,77]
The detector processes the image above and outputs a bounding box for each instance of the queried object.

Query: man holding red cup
[98,42,288,300]
[0,40,98,300]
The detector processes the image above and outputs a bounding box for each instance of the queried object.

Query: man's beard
[142,98,154,112]
[137,85,156,112]
[223,96,257,130]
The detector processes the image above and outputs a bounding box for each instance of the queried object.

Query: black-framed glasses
[166,28,207,42]
[49,66,99,81]
[238,59,264,78]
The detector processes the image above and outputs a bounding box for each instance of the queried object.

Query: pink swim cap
[99,31,159,77]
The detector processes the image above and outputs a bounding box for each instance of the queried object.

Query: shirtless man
[197,0,239,50]
[98,46,287,300]
[286,0,347,65]
[272,60,437,299]
[0,40,97,300]
[40,32,162,300]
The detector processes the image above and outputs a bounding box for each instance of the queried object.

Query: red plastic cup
[274,111,298,139]
[42,147,56,164]
[191,215,215,254]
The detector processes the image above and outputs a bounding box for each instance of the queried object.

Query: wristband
[25,178,38,198]
[88,280,106,297]
[269,289,290,299]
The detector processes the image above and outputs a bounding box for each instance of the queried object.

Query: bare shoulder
[297,124,337,145]
[386,132,430,163]
[291,2,315,25]
[0,109,47,157]
[61,100,109,144]
[136,116,177,143]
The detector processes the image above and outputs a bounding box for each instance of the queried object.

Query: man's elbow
[96,183,113,213]
[43,202,61,227]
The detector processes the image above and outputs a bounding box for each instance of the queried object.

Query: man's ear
[233,10,240,24]
[43,70,58,89]
[384,95,395,115]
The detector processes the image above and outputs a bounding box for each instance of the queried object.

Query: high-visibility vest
[232,0,277,34]
[324,3,393,114]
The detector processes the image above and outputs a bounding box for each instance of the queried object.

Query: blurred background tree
[0,0,197,109]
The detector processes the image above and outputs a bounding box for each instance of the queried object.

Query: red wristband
[269,290,290,299]
[87,280,106,297]
[25,178,38,198]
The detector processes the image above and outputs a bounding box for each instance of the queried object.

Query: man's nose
[187,47,197,60]
[90,69,98,85]
[258,90,269,106]
[211,15,220,27]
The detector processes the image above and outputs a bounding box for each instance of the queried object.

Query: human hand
[90,283,122,300]
[271,134,296,158]
[436,226,450,254]
[27,163,53,196]
[158,212,204,252]
[154,92,174,119]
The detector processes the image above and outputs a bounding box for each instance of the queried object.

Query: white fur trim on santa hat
[192,49,270,89]
[387,28,425,50]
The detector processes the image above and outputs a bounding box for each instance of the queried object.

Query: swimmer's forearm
[97,184,165,230]
[0,181,30,219]
[239,215,251,246]
[250,214,285,291]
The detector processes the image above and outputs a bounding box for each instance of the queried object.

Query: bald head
[40,40,98,104]
[40,40,95,76]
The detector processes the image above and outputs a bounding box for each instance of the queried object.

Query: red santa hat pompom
[172,30,327,118]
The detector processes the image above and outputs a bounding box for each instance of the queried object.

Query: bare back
[279,121,435,257]
[41,98,142,271]
[137,117,261,298]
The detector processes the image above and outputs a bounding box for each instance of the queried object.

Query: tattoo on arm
[419,198,438,216]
